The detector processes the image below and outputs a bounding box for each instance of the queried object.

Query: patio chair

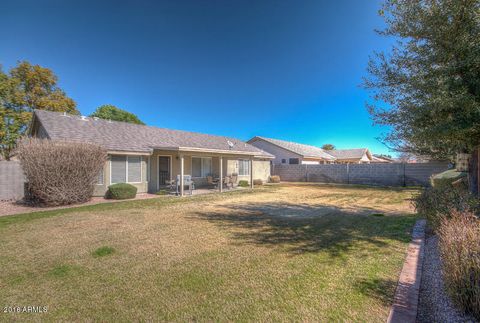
[176,175,195,195]
[207,176,218,189]
[165,179,176,193]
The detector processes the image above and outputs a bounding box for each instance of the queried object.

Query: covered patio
[148,148,272,197]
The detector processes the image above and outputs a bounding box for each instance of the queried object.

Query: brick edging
[387,219,426,323]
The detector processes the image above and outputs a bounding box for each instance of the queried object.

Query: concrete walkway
[387,219,426,323]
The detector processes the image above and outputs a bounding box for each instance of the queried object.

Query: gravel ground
[417,234,477,323]
[0,193,162,217]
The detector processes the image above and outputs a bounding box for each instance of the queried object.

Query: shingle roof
[33,110,273,157]
[248,136,336,160]
[327,148,370,160]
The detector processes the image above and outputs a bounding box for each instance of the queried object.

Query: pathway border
[387,219,426,323]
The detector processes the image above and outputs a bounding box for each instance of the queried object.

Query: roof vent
[61,112,69,117]
[80,116,88,121]
[227,140,235,149]
[93,117,99,121]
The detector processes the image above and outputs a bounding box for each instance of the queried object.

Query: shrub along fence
[0,161,25,200]
[273,162,450,187]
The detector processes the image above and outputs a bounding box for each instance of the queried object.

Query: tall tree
[321,144,335,150]
[364,0,480,159]
[90,105,145,125]
[0,61,78,160]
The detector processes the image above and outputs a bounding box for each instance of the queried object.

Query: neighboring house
[247,136,336,165]
[29,110,273,196]
[326,148,373,164]
[371,154,395,163]
[248,136,382,165]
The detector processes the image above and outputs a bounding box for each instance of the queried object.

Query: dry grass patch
[0,184,417,321]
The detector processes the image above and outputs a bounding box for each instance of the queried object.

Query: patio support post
[219,156,223,192]
[180,154,184,197]
[250,158,254,189]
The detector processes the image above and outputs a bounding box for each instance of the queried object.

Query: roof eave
[151,146,274,158]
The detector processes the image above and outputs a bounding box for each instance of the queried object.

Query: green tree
[0,61,78,160]
[90,105,145,125]
[364,0,480,159]
[321,144,335,150]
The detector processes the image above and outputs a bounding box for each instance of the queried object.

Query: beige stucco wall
[93,154,149,196]
[252,160,271,182]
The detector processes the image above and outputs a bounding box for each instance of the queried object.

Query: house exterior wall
[249,139,303,165]
[93,154,149,196]
[253,160,271,182]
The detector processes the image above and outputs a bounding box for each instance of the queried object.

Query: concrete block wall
[0,161,25,201]
[274,162,449,187]
[306,164,348,183]
[349,164,405,186]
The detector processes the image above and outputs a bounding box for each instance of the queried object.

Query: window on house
[128,156,142,183]
[192,157,212,177]
[281,159,286,164]
[111,155,143,183]
[145,157,150,182]
[238,159,250,176]
[289,158,299,165]
[111,156,127,183]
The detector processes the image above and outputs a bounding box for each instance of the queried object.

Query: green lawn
[0,184,417,321]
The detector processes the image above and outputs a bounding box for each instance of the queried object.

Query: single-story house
[247,136,384,165]
[326,148,373,164]
[29,110,273,196]
[371,154,395,163]
[247,136,336,165]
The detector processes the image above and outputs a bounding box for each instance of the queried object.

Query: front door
[158,156,171,187]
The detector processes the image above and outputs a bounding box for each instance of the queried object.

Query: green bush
[238,180,249,187]
[106,183,137,199]
[253,179,263,186]
[431,169,467,189]
[269,175,280,183]
[439,211,480,319]
[413,185,479,230]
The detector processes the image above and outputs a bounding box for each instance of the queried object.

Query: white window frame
[109,155,143,184]
[238,159,250,176]
[191,156,212,178]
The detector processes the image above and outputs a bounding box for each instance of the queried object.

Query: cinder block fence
[0,161,25,200]
[273,162,450,187]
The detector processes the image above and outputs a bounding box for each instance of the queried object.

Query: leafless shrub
[438,211,480,319]
[269,175,280,183]
[253,179,263,185]
[16,139,107,206]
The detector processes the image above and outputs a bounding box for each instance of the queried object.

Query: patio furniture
[207,176,219,189]
[165,179,176,193]
[176,175,195,195]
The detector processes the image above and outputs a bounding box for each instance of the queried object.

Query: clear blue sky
[1,0,395,155]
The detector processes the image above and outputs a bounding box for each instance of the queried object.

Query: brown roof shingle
[248,136,336,160]
[33,110,273,157]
